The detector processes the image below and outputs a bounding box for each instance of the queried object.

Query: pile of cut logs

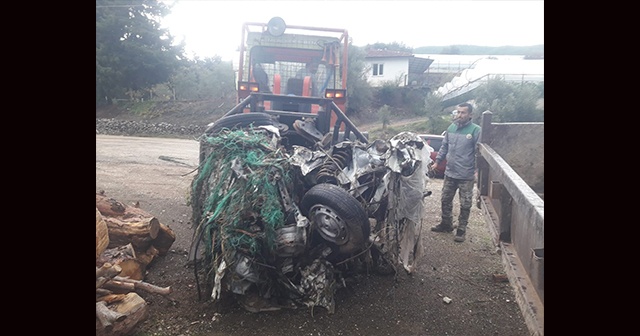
[96,192,176,335]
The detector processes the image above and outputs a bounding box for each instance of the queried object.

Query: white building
[362,50,544,102]
[364,49,433,87]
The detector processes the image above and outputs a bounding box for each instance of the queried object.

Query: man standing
[296,61,323,96]
[430,102,481,242]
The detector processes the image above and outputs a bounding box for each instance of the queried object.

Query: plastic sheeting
[432,56,544,99]
[383,132,433,273]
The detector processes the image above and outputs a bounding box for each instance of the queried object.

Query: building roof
[365,49,434,74]
[409,57,434,74]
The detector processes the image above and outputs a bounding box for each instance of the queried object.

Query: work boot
[454,228,466,242]
[431,222,454,232]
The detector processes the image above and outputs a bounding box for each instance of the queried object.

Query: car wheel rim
[308,204,349,245]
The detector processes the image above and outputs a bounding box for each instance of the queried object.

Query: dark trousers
[440,176,475,230]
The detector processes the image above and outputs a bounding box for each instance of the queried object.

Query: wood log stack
[96,192,176,335]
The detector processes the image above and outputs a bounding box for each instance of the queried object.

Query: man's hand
[432,162,439,171]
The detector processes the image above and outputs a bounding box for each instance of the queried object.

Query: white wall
[364,58,409,87]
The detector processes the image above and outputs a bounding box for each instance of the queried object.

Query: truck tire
[205,112,275,135]
[300,183,370,255]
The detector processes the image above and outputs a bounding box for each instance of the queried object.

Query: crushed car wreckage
[189,116,433,313]
[187,16,434,313]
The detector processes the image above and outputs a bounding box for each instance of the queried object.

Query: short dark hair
[457,102,473,113]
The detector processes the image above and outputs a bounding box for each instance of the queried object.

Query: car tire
[300,183,370,255]
[205,112,275,135]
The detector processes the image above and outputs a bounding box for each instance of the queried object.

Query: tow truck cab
[230,17,365,142]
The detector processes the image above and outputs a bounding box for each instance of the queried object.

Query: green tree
[404,88,430,116]
[379,105,391,130]
[345,44,373,116]
[377,82,403,107]
[366,42,413,53]
[372,84,428,117]
[473,78,544,122]
[423,92,451,134]
[170,56,236,101]
[96,0,184,105]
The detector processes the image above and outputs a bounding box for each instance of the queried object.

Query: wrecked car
[188,17,434,313]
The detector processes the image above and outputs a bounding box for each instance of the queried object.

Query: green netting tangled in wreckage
[191,127,292,284]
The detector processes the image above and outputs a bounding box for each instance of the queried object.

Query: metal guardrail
[476,111,544,336]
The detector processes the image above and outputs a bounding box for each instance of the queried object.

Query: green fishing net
[191,127,292,279]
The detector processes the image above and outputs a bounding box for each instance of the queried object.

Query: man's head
[306,61,319,74]
[454,102,473,124]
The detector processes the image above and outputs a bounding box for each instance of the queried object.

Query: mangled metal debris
[190,125,433,313]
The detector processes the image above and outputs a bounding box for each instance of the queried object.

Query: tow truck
[209,16,367,147]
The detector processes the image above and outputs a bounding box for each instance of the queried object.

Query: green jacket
[435,120,481,180]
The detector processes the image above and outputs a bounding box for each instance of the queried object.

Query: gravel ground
[96,132,531,336]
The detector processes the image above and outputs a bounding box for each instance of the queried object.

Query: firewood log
[104,216,160,251]
[96,194,152,219]
[96,301,126,331]
[151,223,176,255]
[96,277,110,290]
[102,279,136,293]
[97,244,144,280]
[96,263,123,289]
[112,276,172,295]
[95,293,148,336]
[96,293,128,304]
[96,208,110,260]
[96,288,112,297]
[96,193,175,255]
[96,263,122,279]
[101,277,171,296]
[136,245,159,267]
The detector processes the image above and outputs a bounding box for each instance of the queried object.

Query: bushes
[474,78,544,122]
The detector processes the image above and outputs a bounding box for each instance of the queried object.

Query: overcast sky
[160,0,544,61]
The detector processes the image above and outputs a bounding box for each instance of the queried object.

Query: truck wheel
[205,112,275,135]
[300,183,370,255]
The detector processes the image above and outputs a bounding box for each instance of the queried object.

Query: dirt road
[96,134,530,336]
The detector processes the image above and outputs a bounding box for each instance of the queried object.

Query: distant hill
[413,45,543,58]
